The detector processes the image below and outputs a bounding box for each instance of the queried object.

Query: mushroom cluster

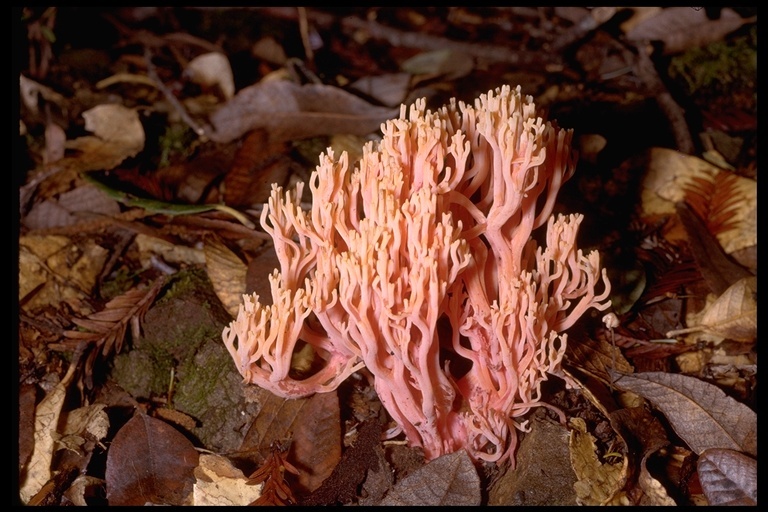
[223,85,611,464]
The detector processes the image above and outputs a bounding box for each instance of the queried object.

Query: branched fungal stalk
[223,85,611,464]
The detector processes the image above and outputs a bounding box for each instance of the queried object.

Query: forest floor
[16,7,757,506]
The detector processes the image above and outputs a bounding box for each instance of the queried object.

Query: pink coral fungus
[223,85,611,464]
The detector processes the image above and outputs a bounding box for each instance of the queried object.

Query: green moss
[157,123,197,168]
[108,267,259,451]
[668,26,756,99]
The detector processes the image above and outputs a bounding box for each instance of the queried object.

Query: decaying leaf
[203,236,248,318]
[624,7,753,55]
[668,276,756,343]
[569,417,628,505]
[239,390,341,494]
[60,403,110,453]
[488,416,578,506]
[609,407,676,505]
[186,52,235,100]
[208,79,398,144]
[105,413,199,506]
[19,235,109,311]
[697,448,757,506]
[193,453,263,506]
[676,202,754,297]
[609,371,757,457]
[22,183,122,231]
[19,360,78,504]
[63,104,146,172]
[301,420,384,506]
[378,450,481,506]
[641,148,756,255]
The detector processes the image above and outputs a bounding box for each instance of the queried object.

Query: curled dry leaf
[192,453,262,506]
[19,361,78,504]
[668,276,757,342]
[185,52,234,100]
[609,371,757,457]
[697,448,757,506]
[378,450,480,506]
[203,237,247,318]
[64,104,146,172]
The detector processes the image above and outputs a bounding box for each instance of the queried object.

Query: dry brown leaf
[569,417,628,505]
[641,148,756,255]
[186,52,234,100]
[203,237,247,318]
[609,407,676,505]
[19,361,78,504]
[240,390,341,494]
[105,413,199,506]
[624,7,753,55]
[208,79,398,144]
[378,450,480,506]
[609,371,757,457]
[676,202,753,297]
[64,104,146,172]
[669,276,757,342]
[23,183,122,231]
[697,448,757,506]
[488,416,577,506]
[193,453,263,506]
[19,235,109,311]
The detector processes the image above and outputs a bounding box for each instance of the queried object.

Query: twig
[260,7,560,68]
[633,43,695,154]
[143,48,212,140]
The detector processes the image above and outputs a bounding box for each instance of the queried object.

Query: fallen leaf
[193,453,263,506]
[349,72,412,107]
[625,7,753,55]
[19,360,77,504]
[609,371,757,457]
[105,413,199,506]
[668,276,757,343]
[19,235,109,311]
[378,450,481,506]
[697,448,757,506]
[208,79,398,144]
[569,417,628,505]
[675,202,753,296]
[488,416,577,505]
[186,52,235,100]
[240,390,341,494]
[641,148,756,255]
[64,104,145,172]
[22,183,122,231]
[204,237,248,318]
[301,419,384,506]
[400,49,474,80]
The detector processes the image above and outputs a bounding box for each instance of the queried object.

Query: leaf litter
[17,7,756,506]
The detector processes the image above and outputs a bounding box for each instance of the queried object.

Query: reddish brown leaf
[105,413,199,506]
[223,128,292,208]
[240,390,341,494]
